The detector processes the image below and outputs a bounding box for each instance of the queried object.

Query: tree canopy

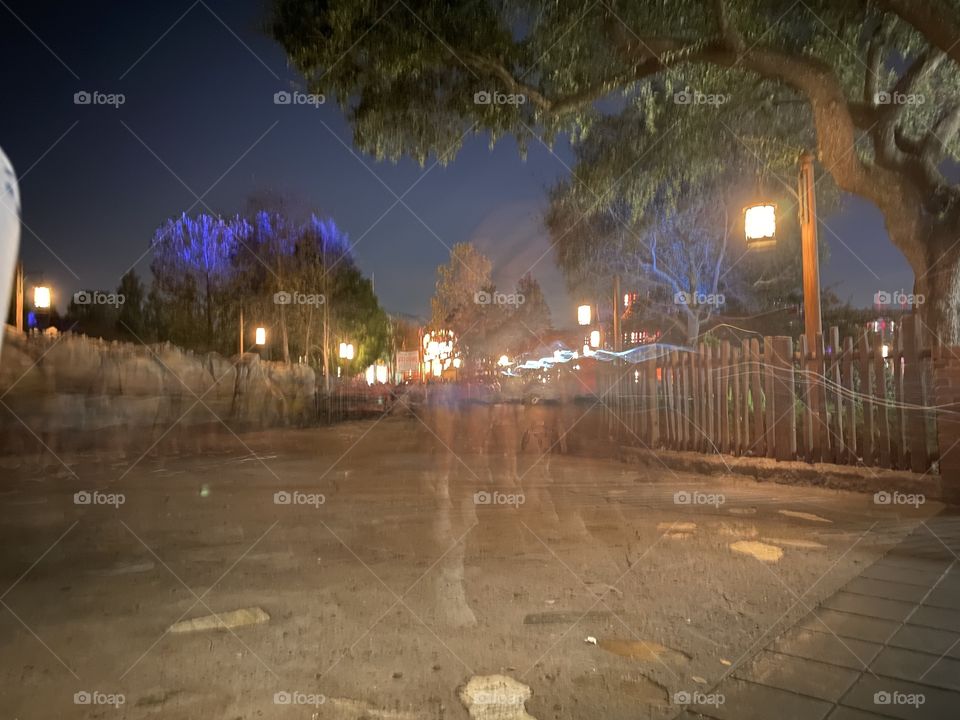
[272,0,960,341]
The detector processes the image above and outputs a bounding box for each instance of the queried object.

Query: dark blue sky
[0,0,913,323]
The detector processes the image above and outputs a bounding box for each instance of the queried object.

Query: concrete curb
[619,445,945,501]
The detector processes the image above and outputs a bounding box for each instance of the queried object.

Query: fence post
[764,337,776,459]
[902,316,929,473]
[799,335,814,461]
[772,336,797,461]
[932,346,960,504]
[843,336,857,464]
[646,358,659,447]
[859,333,875,466]
[873,333,892,468]
[828,326,843,465]
[720,340,730,454]
[750,338,764,456]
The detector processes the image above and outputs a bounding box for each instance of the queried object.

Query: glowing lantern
[254,327,266,345]
[577,304,592,326]
[589,330,600,348]
[33,286,51,309]
[744,203,777,249]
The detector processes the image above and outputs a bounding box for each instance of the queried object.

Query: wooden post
[703,345,717,452]
[732,346,743,453]
[842,336,857,464]
[815,332,830,463]
[750,338,764,456]
[873,333,892,468]
[902,316,928,472]
[741,339,752,453]
[720,340,731,454]
[612,275,621,352]
[799,151,822,349]
[829,326,843,465]
[692,345,702,451]
[892,323,906,469]
[772,336,797,461]
[15,262,24,333]
[859,333,875,466]
[764,337,776,458]
[798,335,813,461]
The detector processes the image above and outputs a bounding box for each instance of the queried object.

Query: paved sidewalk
[677,512,960,720]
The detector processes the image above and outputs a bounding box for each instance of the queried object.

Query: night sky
[0,0,914,324]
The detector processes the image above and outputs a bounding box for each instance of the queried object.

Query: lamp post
[13,263,52,332]
[745,151,822,348]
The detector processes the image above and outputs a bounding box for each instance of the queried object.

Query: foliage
[115,270,147,341]
[429,243,552,361]
[271,0,960,339]
[144,209,389,373]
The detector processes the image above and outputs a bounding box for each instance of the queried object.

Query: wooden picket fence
[598,316,936,472]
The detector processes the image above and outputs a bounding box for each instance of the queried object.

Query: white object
[584,636,598,645]
[0,146,20,356]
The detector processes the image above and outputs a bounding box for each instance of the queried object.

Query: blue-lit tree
[147,208,389,377]
[150,212,247,353]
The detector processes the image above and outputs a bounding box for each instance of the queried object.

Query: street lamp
[33,285,51,309]
[338,342,355,360]
[744,152,822,347]
[744,203,777,249]
[577,304,592,326]
[254,327,266,346]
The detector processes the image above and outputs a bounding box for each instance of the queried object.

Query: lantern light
[589,330,601,348]
[744,203,777,248]
[33,286,51,309]
[577,304,592,326]
[254,327,266,345]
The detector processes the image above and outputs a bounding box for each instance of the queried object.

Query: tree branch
[875,0,960,68]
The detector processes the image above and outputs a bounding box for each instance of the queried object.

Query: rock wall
[0,328,316,456]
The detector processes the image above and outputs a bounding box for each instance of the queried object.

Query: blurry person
[0,145,19,355]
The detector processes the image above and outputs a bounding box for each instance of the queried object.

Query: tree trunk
[685,313,700,347]
[914,225,960,345]
[280,305,290,363]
